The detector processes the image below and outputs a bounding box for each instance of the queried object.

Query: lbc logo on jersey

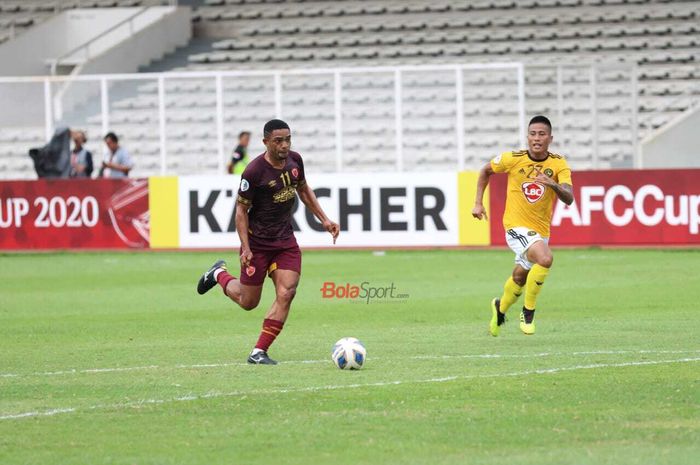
[522,182,545,203]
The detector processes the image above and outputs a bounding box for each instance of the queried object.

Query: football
[331,337,367,370]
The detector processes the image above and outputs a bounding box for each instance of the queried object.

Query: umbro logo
[268,180,276,187]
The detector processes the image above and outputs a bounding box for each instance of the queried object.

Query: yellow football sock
[524,264,550,310]
[499,276,523,314]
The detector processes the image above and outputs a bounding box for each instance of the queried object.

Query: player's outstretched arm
[235,202,253,265]
[472,162,494,221]
[297,182,340,244]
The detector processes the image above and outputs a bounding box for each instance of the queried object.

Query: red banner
[0,179,149,249]
[489,169,700,245]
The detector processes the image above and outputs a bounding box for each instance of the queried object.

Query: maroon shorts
[239,243,302,286]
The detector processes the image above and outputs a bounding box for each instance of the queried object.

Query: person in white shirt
[100,132,134,178]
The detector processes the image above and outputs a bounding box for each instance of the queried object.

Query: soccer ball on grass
[331,337,366,370]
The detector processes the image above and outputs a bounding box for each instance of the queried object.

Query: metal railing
[0,63,527,176]
[0,62,647,178]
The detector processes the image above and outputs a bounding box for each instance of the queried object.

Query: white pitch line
[1,349,699,379]
[1,357,698,422]
[0,365,163,379]
[0,408,77,420]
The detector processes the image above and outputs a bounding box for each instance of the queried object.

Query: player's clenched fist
[323,220,340,244]
[472,204,488,221]
[240,247,253,266]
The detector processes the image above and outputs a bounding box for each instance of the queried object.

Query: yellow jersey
[490,150,573,237]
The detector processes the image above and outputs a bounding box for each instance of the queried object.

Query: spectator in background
[69,130,93,178]
[100,132,133,178]
[227,131,250,174]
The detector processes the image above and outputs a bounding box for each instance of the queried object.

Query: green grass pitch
[1,248,699,465]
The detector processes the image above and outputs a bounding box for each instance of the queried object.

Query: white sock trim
[213,268,224,280]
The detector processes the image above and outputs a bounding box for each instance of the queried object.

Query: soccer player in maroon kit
[197,119,340,365]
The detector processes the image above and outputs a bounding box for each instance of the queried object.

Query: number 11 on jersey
[280,171,291,186]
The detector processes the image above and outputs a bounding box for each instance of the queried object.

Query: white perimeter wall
[75,7,191,75]
[641,105,700,168]
[0,8,144,76]
[0,7,191,128]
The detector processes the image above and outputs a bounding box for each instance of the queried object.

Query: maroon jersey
[236,151,306,248]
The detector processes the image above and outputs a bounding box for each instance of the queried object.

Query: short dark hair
[528,115,552,132]
[238,131,251,139]
[263,119,290,138]
[104,132,118,143]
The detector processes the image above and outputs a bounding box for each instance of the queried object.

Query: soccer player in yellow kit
[472,116,574,336]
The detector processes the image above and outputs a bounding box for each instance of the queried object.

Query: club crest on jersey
[240,179,249,192]
[291,168,299,178]
[245,265,256,277]
[522,182,545,203]
[544,168,554,177]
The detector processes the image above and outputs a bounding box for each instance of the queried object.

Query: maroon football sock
[216,271,236,295]
[254,318,285,351]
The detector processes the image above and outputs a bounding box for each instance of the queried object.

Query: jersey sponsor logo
[240,179,249,192]
[522,182,545,203]
[273,186,297,203]
[245,265,256,277]
[291,168,299,178]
